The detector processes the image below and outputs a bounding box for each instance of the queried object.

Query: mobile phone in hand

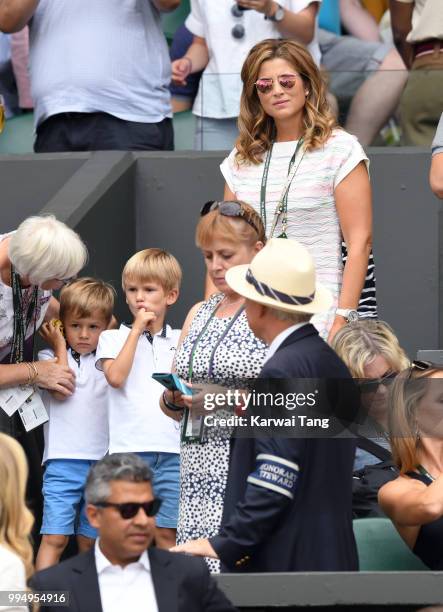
[152,373,193,395]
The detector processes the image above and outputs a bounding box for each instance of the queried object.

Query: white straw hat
[226,238,332,314]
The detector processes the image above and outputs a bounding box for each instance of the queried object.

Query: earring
[305,91,309,96]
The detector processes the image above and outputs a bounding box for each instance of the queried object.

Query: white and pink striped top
[220,129,369,338]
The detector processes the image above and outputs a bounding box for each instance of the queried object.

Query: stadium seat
[0,112,34,154]
[353,518,428,571]
[162,0,190,43]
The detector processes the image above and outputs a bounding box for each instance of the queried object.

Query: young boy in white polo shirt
[96,248,181,549]
[36,278,115,570]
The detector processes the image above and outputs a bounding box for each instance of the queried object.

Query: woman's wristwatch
[335,308,359,323]
[265,2,284,21]
[162,390,183,412]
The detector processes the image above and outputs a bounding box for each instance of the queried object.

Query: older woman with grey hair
[0,215,87,397]
[0,214,87,537]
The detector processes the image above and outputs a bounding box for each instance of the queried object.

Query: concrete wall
[0,148,440,356]
[0,154,87,230]
[134,149,442,358]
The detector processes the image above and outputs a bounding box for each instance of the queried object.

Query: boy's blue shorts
[136,452,180,529]
[41,459,97,539]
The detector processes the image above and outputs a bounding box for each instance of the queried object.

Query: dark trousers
[34,112,174,152]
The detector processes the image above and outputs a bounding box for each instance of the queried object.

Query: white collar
[95,539,151,574]
[121,322,172,339]
[266,323,308,362]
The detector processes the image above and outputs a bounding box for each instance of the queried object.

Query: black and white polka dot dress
[175,293,267,573]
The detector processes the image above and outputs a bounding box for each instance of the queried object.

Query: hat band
[246,269,315,306]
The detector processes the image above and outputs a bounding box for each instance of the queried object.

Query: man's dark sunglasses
[95,498,162,519]
[200,200,260,235]
[358,371,397,393]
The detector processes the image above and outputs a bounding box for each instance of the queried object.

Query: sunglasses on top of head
[254,74,302,95]
[95,498,162,519]
[200,200,260,235]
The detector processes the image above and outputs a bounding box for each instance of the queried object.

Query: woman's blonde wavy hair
[0,434,34,578]
[331,320,410,378]
[236,39,336,165]
[389,367,443,474]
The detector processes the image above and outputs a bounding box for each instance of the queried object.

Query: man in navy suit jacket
[30,454,237,612]
[172,238,359,572]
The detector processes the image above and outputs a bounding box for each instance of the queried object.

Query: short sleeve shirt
[29,0,172,127]
[220,129,369,337]
[96,324,181,454]
[39,349,109,462]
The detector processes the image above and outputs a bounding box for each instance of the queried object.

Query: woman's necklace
[216,295,244,317]
[260,138,305,238]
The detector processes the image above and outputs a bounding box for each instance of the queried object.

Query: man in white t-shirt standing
[0,0,180,152]
[172,0,321,150]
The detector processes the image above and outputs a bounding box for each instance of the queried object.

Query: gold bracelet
[24,362,33,385]
[28,362,38,385]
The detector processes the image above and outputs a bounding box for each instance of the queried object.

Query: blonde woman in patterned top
[221,38,374,341]
[160,201,268,572]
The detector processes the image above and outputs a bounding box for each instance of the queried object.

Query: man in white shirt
[0,0,180,152]
[30,454,238,612]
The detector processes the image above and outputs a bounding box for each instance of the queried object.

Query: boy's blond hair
[59,277,115,325]
[122,248,182,293]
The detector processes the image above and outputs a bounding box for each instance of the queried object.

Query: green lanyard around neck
[259,138,305,239]
[187,298,244,381]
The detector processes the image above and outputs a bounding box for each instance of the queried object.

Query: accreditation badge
[0,385,34,417]
[17,391,49,431]
[182,408,204,443]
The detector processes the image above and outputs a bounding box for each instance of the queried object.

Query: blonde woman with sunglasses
[331,320,410,470]
[379,363,443,569]
[222,38,374,342]
[0,433,34,611]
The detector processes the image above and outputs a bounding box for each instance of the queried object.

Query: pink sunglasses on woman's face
[254,74,301,95]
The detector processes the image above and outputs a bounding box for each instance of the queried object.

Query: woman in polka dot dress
[160,201,268,572]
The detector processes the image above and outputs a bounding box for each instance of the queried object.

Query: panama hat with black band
[225,238,332,315]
